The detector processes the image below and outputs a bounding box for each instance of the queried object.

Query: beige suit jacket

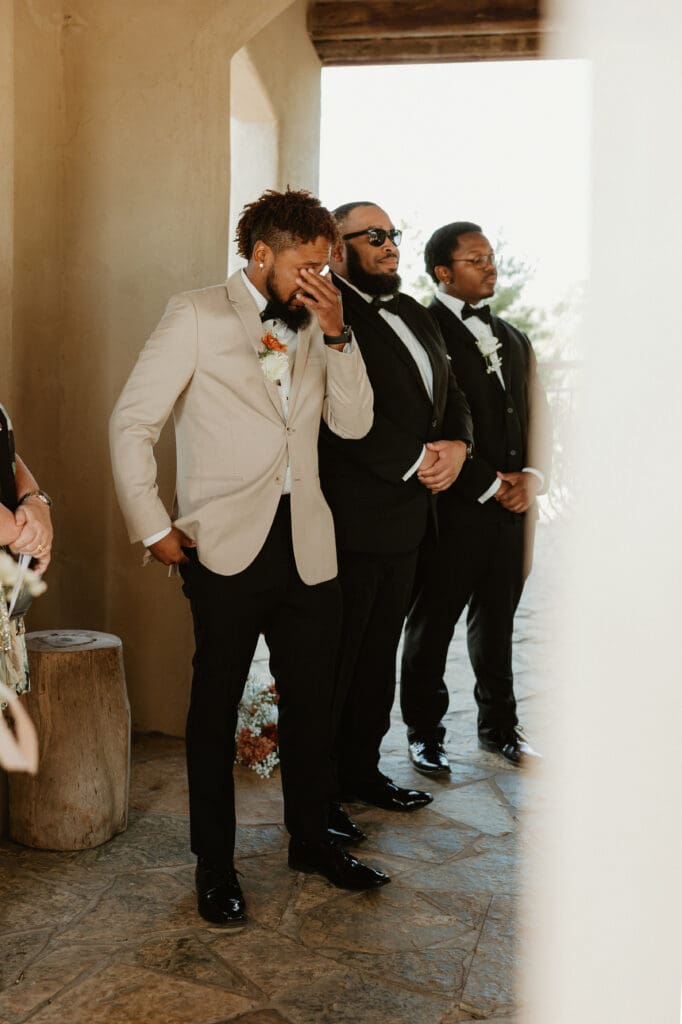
[109,270,373,584]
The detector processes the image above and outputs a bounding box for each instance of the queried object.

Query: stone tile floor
[0,523,562,1024]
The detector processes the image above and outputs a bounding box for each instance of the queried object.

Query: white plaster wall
[228,49,278,276]
[523,2,682,1020]
[246,0,322,194]
[228,0,322,275]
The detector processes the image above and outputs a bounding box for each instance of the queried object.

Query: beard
[265,268,312,332]
[345,243,401,297]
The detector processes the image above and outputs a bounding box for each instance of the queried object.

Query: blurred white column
[524,2,682,1021]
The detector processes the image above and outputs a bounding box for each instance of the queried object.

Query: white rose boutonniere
[474,334,503,376]
[259,330,288,384]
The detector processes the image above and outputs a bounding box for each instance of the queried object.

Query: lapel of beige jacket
[288,321,313,419]
[226,270,286,423]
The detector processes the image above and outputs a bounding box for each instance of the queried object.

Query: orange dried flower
[261,331,287,353]
[236,727,277,766]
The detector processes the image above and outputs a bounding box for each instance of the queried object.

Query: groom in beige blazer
[110,189,389,928]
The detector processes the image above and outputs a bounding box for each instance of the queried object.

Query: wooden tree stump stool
[8,630,131,851]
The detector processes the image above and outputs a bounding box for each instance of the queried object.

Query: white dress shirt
[435,289,544,503]
[338,276,433,481]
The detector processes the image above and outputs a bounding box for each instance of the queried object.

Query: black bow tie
[462,302,492,325]
[260,303,279,323]
[371,294,400,316]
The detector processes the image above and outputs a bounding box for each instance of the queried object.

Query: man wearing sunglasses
[318,202,473,828]
[400,222,552,770]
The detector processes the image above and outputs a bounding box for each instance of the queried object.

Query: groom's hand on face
[295,269,344,339]
[149,527,196,565]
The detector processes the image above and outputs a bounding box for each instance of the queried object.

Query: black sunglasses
[342,227,403,247]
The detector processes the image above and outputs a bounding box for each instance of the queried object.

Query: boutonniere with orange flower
[259,330,289,384]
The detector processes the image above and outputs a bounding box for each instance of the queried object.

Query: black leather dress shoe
[288,838,390,890]
[408,740,451,775]
[195,858,246,925]
[346,779,433,812]
[478,730,542,768]
[328,802,367,844]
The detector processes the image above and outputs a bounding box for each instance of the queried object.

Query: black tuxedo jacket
[318,277,473,554]
[428,297,551,523]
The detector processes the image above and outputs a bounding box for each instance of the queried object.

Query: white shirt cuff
[478,477,502,503]
[403,446,426,481]
[143,526,172,548]
[522,467,545,488]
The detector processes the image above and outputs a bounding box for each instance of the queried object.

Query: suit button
[507,407,514,414]
[510,449,517,456]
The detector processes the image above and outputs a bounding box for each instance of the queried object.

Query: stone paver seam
[487,777,521,823]
[0,924,54,998]
[441,836,488,865]
[313,946,472,1001]
[14,928,255,1024]
[110,959,262,1006]
[456,894,494,1021]
[16,868,119,934]
[16,946,122,1024]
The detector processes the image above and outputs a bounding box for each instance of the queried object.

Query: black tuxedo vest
[319,279,472,554]
[427,297,551,523]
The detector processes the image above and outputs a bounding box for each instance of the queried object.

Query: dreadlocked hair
[235,188,340,260]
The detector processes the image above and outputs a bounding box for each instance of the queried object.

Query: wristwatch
[323,324,353,346]
[463,441,474,460]
[17,489,53,507]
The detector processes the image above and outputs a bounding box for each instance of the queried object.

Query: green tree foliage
[488,245,549,343]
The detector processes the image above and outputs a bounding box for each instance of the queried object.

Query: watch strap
[17,489,52,507]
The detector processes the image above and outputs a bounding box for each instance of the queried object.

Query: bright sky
[320,59,591,313]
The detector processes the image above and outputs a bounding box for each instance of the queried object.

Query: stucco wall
[228,0,321,272]
[246,0,321,196]
[1,0,322,768]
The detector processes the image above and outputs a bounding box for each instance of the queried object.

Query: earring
[259,262,264,270]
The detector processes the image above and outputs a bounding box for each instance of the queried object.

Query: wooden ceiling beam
[308,1,542,41]
[313,31,546,67]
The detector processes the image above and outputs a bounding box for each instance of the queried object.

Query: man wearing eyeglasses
[318,202,473,830]
[400,222,552,770]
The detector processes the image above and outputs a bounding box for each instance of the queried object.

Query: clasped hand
[417,440,468,493]
[494,471,540,513]
[10,499,53,574]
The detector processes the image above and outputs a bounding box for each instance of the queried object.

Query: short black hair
[333,201,380,230]
[424,221,482,282]
[235,188,339,259]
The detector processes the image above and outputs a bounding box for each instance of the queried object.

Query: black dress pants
[332,547,419,792]
[400,510,526,744]
[179,497,341,862]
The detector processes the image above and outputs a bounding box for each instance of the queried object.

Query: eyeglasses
[342,227,403,247]
[451,252,496,270]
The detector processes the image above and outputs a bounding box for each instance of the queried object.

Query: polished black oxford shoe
[195,858,246,925]
[288,838,390,890]
[346,778,433,812]
[328,802,367,844]
[478,729,542,768]
[408,739,451,776]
